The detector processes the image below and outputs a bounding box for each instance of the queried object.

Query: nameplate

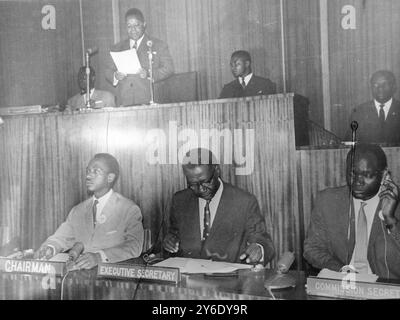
[0,105,42,116]
[307,276,400,300]
[0,258,66,276]
[97,263,180,284]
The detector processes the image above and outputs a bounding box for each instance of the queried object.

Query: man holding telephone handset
[304,143,400,279]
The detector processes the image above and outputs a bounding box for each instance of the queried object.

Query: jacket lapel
[206,183,230,240]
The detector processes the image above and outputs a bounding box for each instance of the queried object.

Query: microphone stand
[147,44,157,105]
[84,52,92,109]
[346,121,358,264]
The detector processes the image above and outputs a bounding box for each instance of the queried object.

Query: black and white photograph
[0,0,399,305]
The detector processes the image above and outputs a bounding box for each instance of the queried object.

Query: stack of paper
[154,257,252,274]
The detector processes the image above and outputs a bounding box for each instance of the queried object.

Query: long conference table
[0,264,310,300]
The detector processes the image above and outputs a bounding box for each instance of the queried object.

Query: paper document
[49,253,70,263]
[154,257,253,274]
[317,268,378,283]
[110,50,142,74]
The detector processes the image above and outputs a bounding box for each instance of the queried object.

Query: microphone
[264,251,296,291]
[86,47,98,55]
[350,121,358,144]
[68,242,84,262]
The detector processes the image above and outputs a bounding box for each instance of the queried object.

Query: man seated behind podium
[105,8,174,106]
[219,50,276,99]
[304,144,400,279]
[34,153,144,269]
[162,148,275,265]
[67,66,116,110]
[345,70,400,144]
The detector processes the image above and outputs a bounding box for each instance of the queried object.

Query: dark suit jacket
[105,34,174,106]
[345,99,400,143]
[304,186,400,279]
[165,182,275,264]
[219,75,276,99]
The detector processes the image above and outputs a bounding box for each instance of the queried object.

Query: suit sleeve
[266,80,277,95]
[103,91,116,108]
[152,41,174,82]
[245,195,275,264]
[164,195,180,240]
[43,208,78,253]
[102,203,144,262]
[303,192,344,271]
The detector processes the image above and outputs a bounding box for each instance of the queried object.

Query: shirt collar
[352,191,380,208]
[93,188,113,205]
[240,73,253,86]
[374,98,392,118]
[130,34,145,49]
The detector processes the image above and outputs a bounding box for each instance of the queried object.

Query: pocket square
[106,230,117,235]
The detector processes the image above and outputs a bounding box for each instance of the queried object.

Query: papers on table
[154,257,253,274]
[49,253,70,263]
[317,268,378,283]
[110,49,142,74]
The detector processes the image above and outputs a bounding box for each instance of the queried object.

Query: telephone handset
[378,168,391,220]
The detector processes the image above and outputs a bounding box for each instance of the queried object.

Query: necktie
[379,104,385,125]
[93,199,99,227]
[354,202,368,273]
[202,200,211,241]
[240,77,246,89]
[131,41,137,50]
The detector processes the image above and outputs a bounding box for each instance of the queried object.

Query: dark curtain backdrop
[0,0,82,107]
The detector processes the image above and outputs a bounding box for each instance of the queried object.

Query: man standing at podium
[304,144,400,278]
[34,153,144,269]
[105,8,174,106]
[219,50,276,99]
[162,148,275,265]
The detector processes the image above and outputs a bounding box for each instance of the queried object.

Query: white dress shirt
[374,98,392,120]
[239,73,253,86]
[350,193,380,274]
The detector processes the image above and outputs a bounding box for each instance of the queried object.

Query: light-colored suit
[44,192,144,263]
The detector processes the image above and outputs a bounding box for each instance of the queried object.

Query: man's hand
[163,234,180,253]
[34,245,55,260]
[74,252,101,269]
[379,175,399,227]
[239,243,262,264]
[114,71,127,81]
[138,68,147,79]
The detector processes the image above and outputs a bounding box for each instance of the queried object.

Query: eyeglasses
[187,171,216,190]
[86,167,105,176]
[349,170,381,180]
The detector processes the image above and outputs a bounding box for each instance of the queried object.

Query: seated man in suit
[345,70,400,144]
[219,50,276,99]
[304,143,400,278]
[162,148,275,265]
[34,153,144,269]
[67,66,116,110]
[105,8,174,106]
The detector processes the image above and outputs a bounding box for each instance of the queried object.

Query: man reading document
[105,8,174,106]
